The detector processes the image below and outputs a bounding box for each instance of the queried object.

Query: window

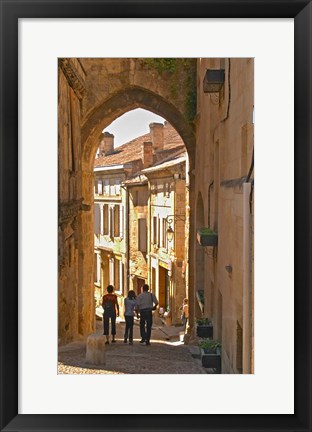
[103,204,109,235]
[162,218,168,248]
[153,216,158,245]
[114,258,120,291]
[138,218,147,252]
[112,258,123,293]
[110,183,115,196]
[104,179,109,196]
[109,206,114,237]
[97,179,103,195]
[119,205,124,237]
[94,203,100,235]
[114,205,120,237]
[157,217,161,247]
[115,179,121,195]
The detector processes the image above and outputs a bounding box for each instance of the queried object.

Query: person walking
[136,284,158,345]
[123,290,138,345]
[180,298,189,331]
[102,285,119,344]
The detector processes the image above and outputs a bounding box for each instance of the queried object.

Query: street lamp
[167,226,174,242]
[165,214,185,243]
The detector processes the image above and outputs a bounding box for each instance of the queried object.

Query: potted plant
[196,317,213,338]
[199,339,222,373]
[197,227,218,246]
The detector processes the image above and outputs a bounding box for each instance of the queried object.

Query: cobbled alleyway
[58,319,207,374]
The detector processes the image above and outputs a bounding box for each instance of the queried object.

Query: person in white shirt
[123,290,138,345]
[136,284,158,345]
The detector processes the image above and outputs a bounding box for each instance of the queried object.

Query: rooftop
[94,122,185,169]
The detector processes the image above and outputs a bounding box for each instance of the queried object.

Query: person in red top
[102,285,119,344]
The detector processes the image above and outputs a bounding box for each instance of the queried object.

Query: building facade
[189,58,254,373]
[142,152,188,324]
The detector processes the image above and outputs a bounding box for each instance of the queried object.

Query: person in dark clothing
[123,290,138,345]
[136,284,158,345]
[102,285,119,344]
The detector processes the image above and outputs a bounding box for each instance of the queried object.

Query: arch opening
[81,86,195,172]
[92,107,191,327]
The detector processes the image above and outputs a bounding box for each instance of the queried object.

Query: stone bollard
[85,333,106,365]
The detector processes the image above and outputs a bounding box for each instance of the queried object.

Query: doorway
[136,277,145,296]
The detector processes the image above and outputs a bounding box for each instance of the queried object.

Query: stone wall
[58,60,95,345]
[193,58,254,372]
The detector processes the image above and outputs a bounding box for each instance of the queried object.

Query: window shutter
[153,216,157,245]
[116,179,121,195]
[114,205,120,237]
[94,203,100,235]
[103,204,108,235]
[109,206,114,237]
[119,205,124,237]
[138,218,147,253]
[104,179,109,196]
[98,180,103,195]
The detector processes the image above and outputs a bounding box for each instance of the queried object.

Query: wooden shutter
[138,218,147,252]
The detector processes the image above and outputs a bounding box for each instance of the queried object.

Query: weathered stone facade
[58,59,94,344]
[190,58,254,373]
[142,154,188,325]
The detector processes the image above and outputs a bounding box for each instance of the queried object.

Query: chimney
[149,122,164,152]
[98,132,114,156]
[142,141,153,168]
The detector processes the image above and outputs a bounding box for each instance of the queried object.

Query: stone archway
[58,58,196,345]
[81,86,196,171]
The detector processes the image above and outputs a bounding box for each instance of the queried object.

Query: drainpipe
[243,182,252,373]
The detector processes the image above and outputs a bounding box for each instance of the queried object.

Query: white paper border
[19,18,294,414]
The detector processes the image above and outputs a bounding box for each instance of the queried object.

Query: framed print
[1,1,311,431]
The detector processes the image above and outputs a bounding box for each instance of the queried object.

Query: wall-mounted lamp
[203,69,225,93]
[167,226,174,242]
[165,214,186,243]
[225,265,232,273]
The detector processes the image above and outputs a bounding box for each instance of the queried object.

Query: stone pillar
[78,170,95,338]
[85,333,106,365]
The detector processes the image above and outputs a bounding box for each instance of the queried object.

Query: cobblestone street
[58,319,207,374]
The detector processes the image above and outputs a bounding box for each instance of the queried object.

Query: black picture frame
[0,1,311,431]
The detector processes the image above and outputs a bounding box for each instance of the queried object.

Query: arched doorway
[58,58,196,344]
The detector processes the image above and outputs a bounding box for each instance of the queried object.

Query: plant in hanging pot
[196,317,213,338]
[198,339,222,373]
[197,227,218,247]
